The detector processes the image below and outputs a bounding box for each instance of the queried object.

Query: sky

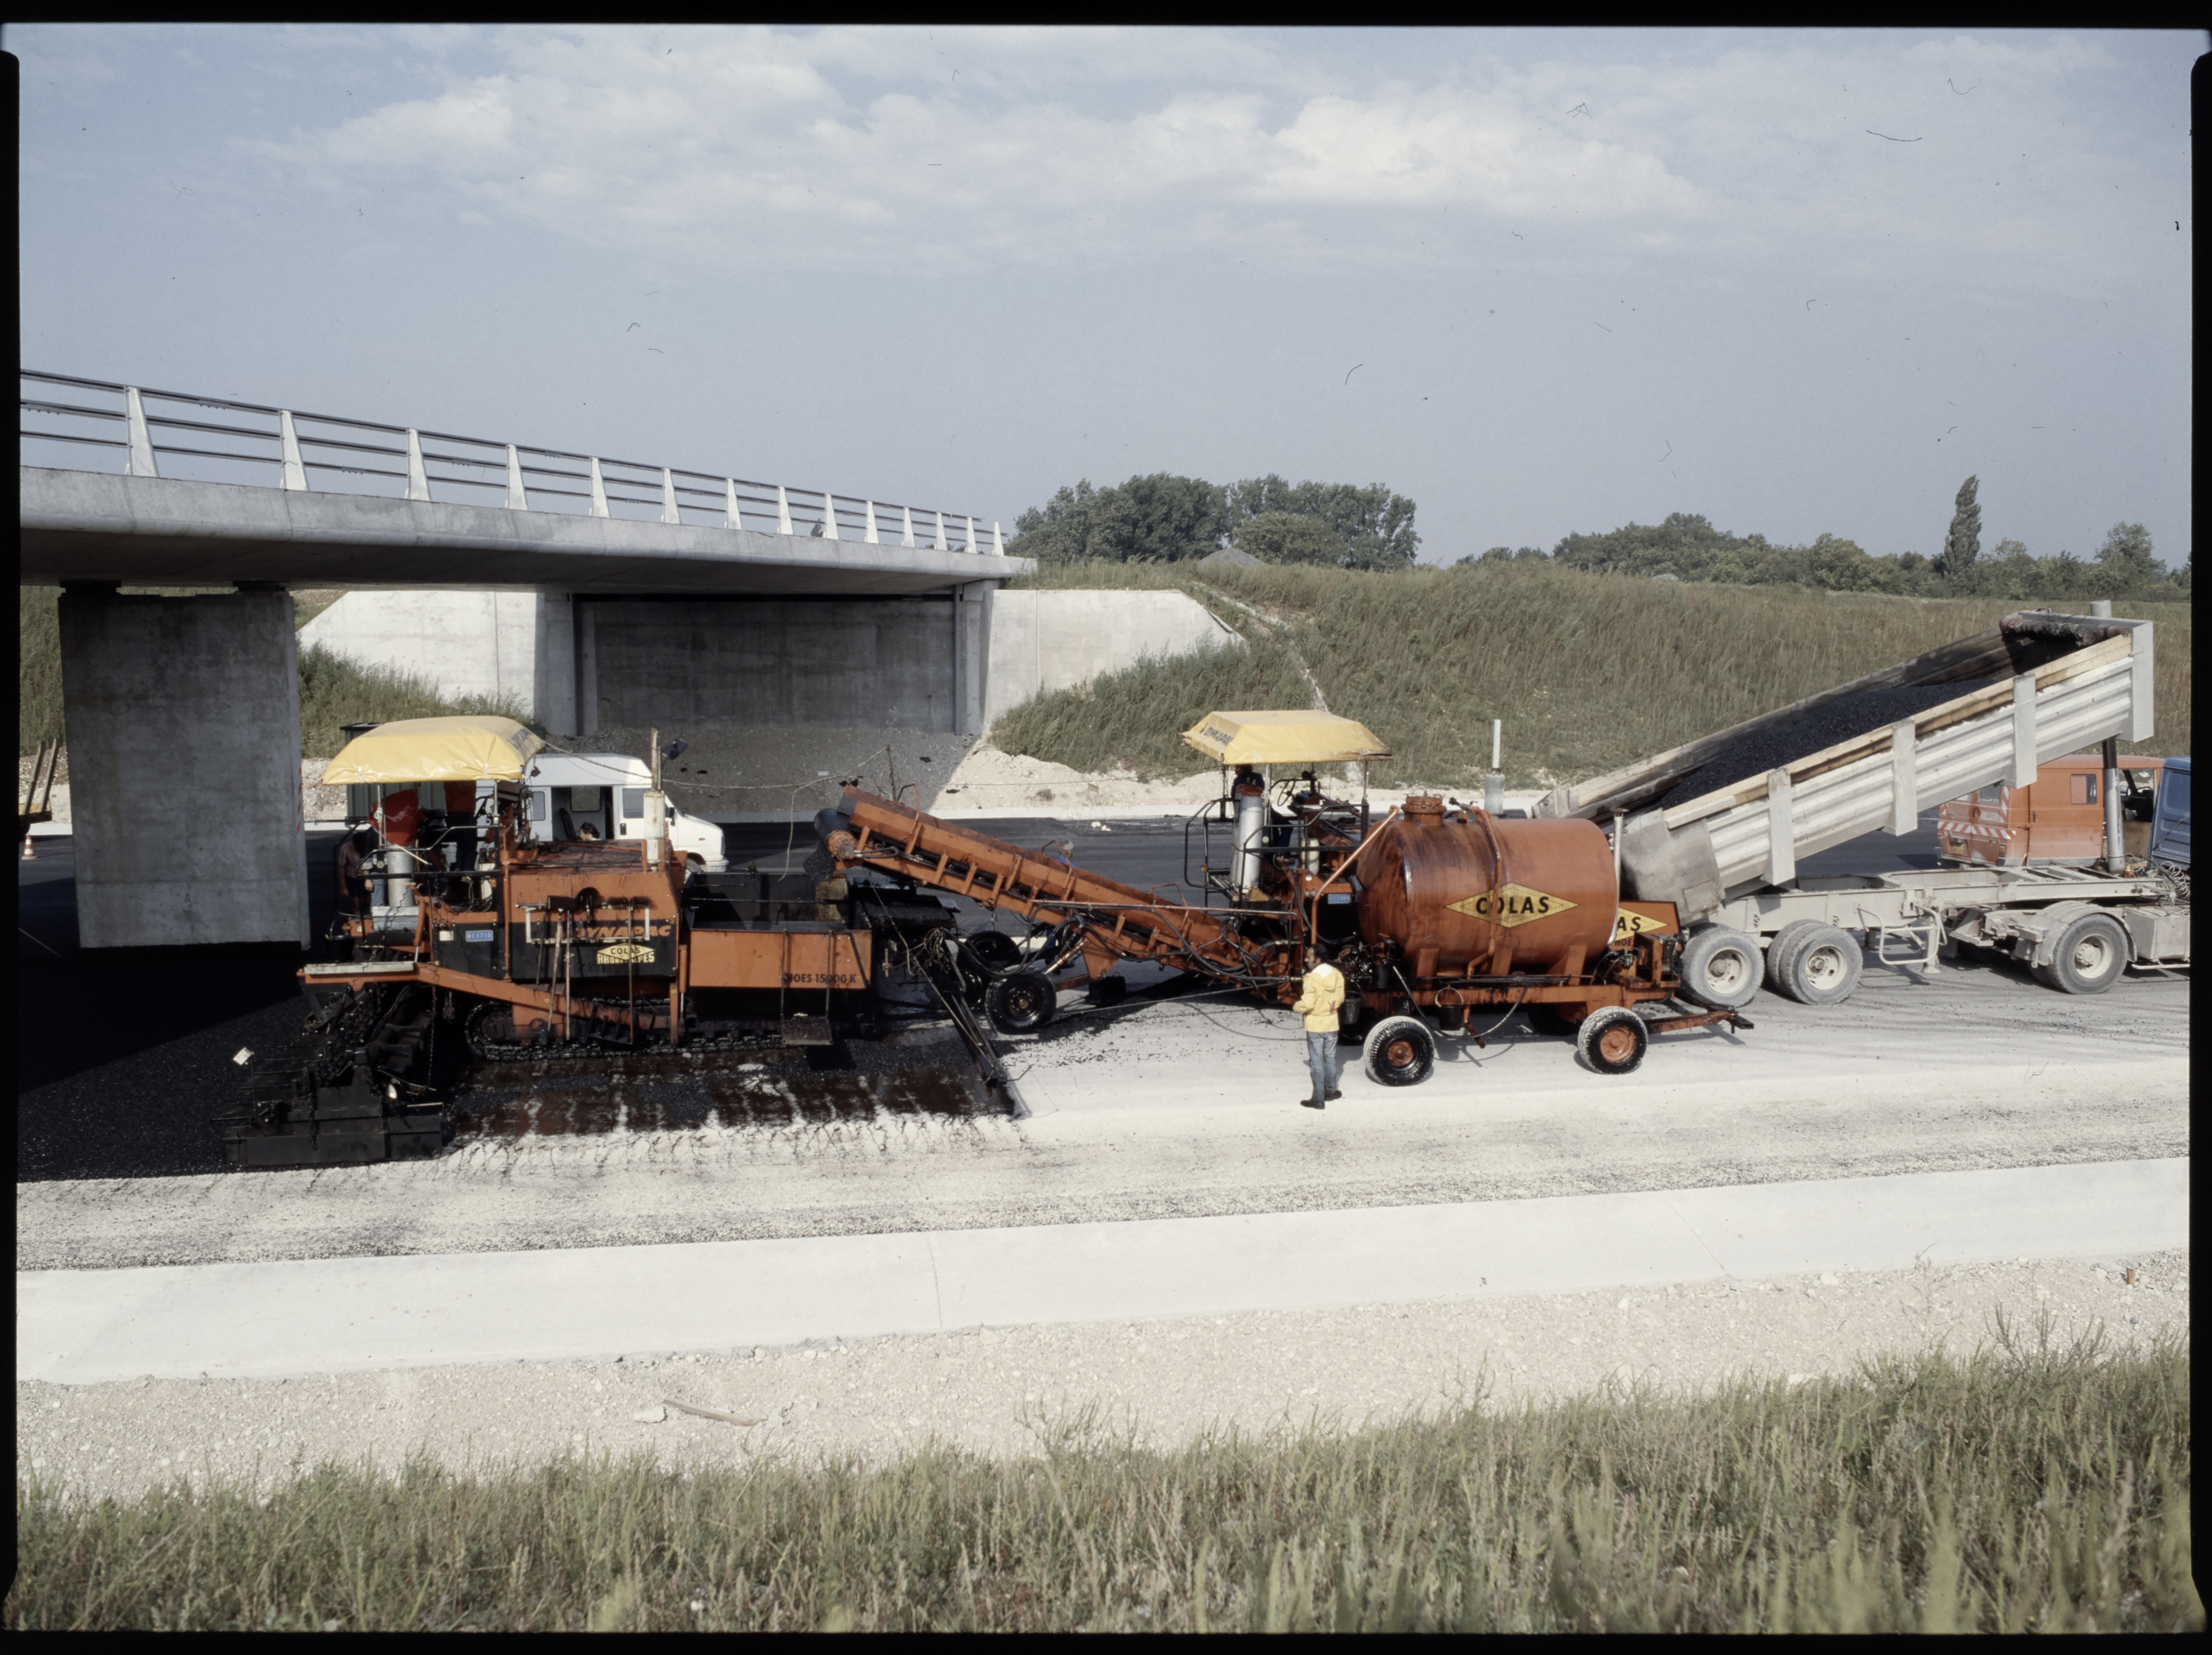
[14,24,2199,568]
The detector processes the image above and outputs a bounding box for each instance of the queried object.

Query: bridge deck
[20,468,1027,594]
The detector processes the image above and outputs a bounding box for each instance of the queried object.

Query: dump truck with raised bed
[1531,608,2187,1005]
[816,710,1758,1088]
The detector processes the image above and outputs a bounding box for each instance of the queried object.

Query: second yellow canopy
[1181,710,1391,766]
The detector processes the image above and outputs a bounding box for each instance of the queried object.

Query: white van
[507,753,728,873]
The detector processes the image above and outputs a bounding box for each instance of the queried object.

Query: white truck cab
[506,753,728,872]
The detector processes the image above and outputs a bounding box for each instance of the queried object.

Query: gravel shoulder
[19,1250,2188,1508]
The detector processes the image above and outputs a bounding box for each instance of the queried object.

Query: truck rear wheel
[1765,920,1825,995]
[1679,926,1761,1010]
[2038,911,2130,995]
[1362,1015,1436,1086]
[1781,924,1863,1006]
[1576,1006,1648,1075]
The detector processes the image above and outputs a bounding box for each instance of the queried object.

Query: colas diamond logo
[1445,885,1576,928]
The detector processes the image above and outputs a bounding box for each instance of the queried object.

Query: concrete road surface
[19,1158,2186,1386]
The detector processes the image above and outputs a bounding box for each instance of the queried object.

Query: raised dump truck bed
[1533,610,2156,921]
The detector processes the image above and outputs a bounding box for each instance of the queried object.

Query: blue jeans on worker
[1306,1030,1340,1100]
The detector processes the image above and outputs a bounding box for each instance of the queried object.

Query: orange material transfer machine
[817,709,1752,1089]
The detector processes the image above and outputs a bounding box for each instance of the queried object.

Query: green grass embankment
[994,562,2191,788]
[7,1331,2194,1632]
[18,587,528,758]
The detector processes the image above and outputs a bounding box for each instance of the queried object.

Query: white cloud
[244,26,2186,291]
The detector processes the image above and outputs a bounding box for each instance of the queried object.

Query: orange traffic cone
[21,834,34,859]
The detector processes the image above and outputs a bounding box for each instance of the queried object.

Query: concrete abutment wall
[979,588,1236,727]
[300,590,578,736]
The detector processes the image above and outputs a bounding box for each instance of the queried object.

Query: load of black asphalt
[1656,683,1975,812]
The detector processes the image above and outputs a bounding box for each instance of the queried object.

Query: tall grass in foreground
[19,588,529,757]
[998,562,2191,788]
[10,1327,2194,1633]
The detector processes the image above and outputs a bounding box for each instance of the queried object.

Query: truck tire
[1363,1015,1436,1086]
[1781,924,1864,1006]
[985,970,1057,1033]
[2038,910,2130,995]
[1764,920,1826,995]
[1679,926,1761,1010]
[1576,1006,1649,1075]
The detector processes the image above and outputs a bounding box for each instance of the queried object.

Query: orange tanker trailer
[819,711,1753,1086]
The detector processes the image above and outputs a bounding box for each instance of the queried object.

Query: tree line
[1471,478,2185,599]
[1009,470,2187,600]
[1522,512,2183,600]
[1008,473,1421,571]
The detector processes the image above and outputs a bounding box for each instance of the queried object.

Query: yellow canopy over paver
[1181,711,1391,766]
[319,716,547,784]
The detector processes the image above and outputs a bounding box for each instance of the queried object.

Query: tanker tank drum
[1359,797,1618,978]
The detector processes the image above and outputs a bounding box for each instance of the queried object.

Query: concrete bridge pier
[57,585,311,949]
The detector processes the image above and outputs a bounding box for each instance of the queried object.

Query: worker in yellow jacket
[1291,944,1347,1110]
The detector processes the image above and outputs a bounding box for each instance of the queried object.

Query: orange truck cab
[1938,754,2164,867]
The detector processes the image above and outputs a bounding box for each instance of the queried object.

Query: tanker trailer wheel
[986,969,1058,1033]
[1764,920,1826,996]
[1363,1015,1436,1087]
[1575,1007,1649,1076]
[2037,911,2130,995]
[1679,926,1762,1010]
[1781,924,1864,1006]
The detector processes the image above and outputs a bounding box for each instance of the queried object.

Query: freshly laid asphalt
[19,1157,2185,1386]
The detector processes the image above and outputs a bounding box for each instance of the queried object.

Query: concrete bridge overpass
[21,466,1012,595]
[19,372,1036,948]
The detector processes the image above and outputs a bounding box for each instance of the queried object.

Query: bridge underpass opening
[577,593,987,737]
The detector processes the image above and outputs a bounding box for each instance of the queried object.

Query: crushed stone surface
[17,1250,2188,1507]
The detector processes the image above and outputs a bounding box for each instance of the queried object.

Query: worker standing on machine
[1292,943,1347,1110]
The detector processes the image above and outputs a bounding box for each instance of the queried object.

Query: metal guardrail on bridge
[19,371,1005,554]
